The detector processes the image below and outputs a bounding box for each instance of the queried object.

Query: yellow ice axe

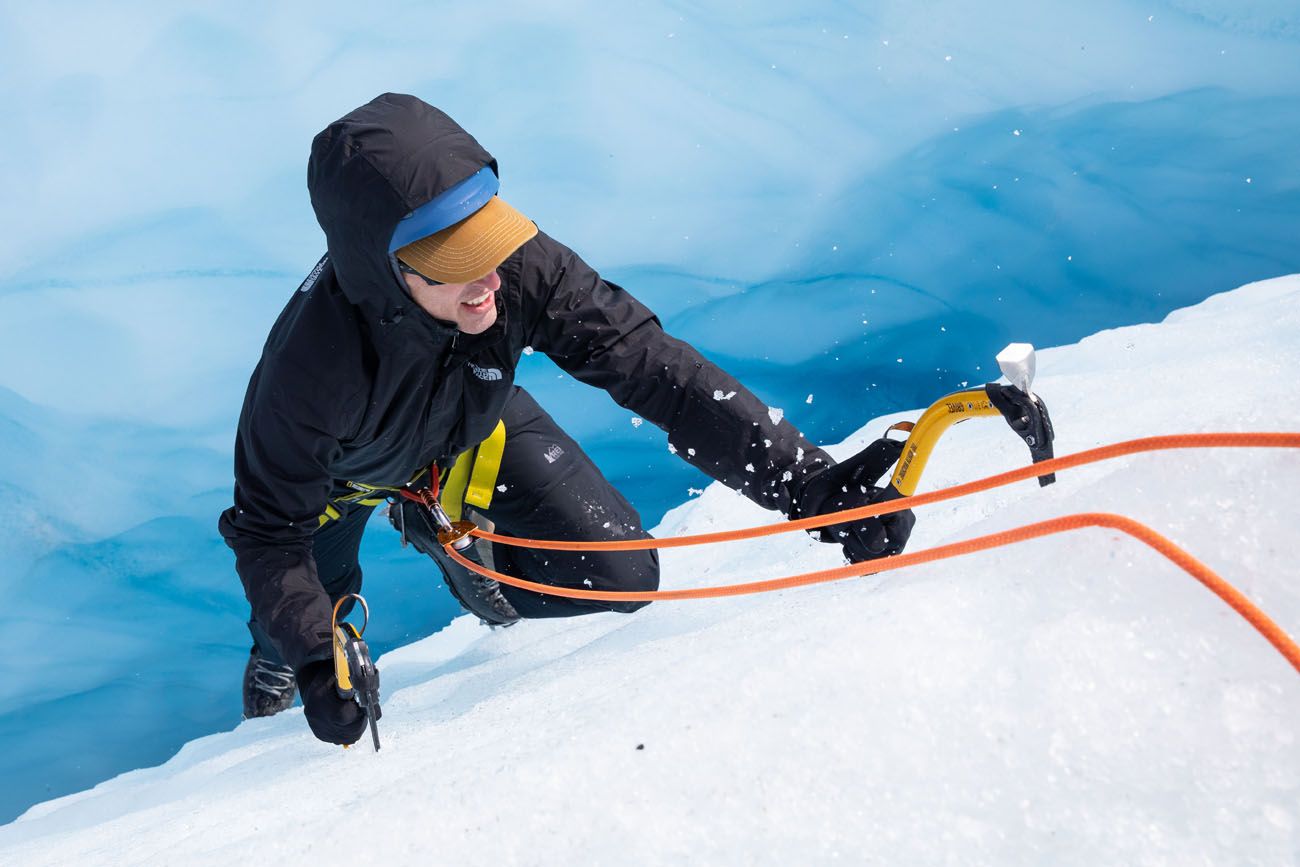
[885,343,1056,498]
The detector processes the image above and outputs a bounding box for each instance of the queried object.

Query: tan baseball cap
[396,195,537,284]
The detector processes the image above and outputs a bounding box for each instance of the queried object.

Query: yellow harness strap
[465,420,507,509]
[440,420,507,521]
[439,450,474,523]
[317,503,342,527]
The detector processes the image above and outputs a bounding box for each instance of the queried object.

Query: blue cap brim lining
[388,166,500,253]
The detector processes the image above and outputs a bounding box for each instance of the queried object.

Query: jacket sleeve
[217,357,344,673]
[522,232,832,516]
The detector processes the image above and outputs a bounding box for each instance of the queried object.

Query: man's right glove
[296,659,367,746]
[791,437,916,563]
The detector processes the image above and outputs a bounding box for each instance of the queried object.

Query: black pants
[249,388,659,659]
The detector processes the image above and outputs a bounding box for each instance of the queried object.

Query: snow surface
[3,276,1296,864]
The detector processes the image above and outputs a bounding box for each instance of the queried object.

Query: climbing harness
[319,419,507,528]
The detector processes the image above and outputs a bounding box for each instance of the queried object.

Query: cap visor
[396,196,537,283]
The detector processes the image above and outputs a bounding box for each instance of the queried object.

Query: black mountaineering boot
[389,499,520,627]
[431,543,521,628]
[242,647,298,719]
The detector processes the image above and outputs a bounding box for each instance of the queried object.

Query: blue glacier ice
[1,0,1298,824]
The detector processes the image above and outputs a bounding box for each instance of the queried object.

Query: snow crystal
[767,407,784,426]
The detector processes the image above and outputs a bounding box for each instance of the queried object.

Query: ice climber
[219,93,916,746]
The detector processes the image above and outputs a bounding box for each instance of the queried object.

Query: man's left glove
[791,437,916,563]
[297,660,368,746]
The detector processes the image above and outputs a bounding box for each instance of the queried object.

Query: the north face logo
[297,254,328,293]
[468,362,503,381]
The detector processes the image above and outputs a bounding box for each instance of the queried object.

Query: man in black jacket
[220,93,914,746]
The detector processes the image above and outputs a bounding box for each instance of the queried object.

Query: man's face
[401,268,501,334]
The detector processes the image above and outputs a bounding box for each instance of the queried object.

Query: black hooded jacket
[219,94,833,672]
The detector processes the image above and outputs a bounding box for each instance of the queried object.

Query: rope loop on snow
[442,432,1300,674]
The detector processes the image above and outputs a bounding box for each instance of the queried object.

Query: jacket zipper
[444,331,459,369]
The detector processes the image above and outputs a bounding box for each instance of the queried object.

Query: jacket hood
[307,93,497,322]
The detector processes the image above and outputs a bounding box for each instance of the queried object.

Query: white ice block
[996,342,1037,395]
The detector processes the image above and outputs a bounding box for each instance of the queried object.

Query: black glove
[297,660,368,746]
[792,437,916,562]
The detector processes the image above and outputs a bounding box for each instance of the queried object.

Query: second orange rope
[447,512,1300,674]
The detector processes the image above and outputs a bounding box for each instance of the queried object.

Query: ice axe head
[996,343,1036,397]
[988,343,1055,486]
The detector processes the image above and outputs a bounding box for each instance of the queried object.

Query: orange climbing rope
[447,512,1300,673]
[470,432,1300,551]
[442,432,1300,674]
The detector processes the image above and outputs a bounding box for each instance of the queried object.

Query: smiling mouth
[461,290,494,312]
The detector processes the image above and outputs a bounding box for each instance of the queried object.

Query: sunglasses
[397,260,444,286]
